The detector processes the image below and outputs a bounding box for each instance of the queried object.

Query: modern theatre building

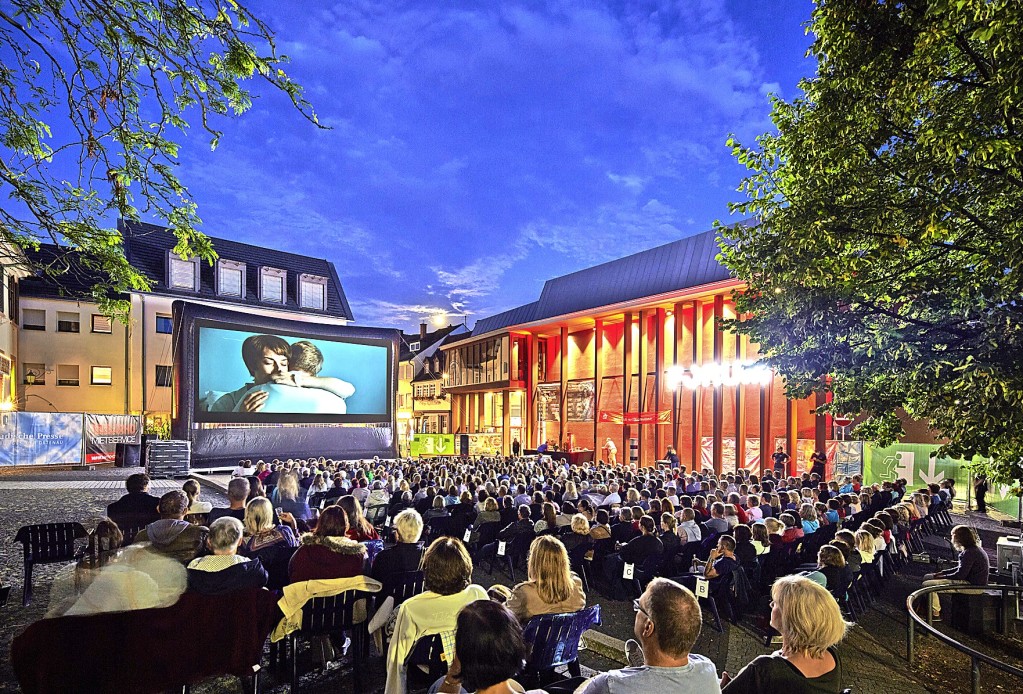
[440,227,832,473]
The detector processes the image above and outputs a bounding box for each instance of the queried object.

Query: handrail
[906,583,1023,693]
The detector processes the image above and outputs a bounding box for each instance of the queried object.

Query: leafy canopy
[719,0,1023,484]
[0,0,319,319]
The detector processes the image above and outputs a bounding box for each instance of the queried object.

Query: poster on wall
[701,437,761,473]
[84,414,143,464]
[467,432,503,456]
[0,412,84,466]
[536,382,595,422]
[833,441,863,479]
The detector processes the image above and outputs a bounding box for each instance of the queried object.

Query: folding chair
[14,522,88,606]
[288,589,374,693]
[520,605,602,687]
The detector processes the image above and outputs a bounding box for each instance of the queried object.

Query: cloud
[348,299,453,326]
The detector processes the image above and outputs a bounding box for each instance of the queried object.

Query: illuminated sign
[667,362,774,389]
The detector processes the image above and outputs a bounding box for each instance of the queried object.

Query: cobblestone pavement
[2,467,1022,693]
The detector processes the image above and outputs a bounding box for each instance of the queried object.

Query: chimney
[420,322,428,340]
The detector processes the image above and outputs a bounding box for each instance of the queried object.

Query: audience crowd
[43,451,981,693]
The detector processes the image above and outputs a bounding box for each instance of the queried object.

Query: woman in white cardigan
[384,537,487,694]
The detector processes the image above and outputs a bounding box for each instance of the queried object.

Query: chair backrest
[301,589,372,634]
[14,523,88,563]
[509,532,536,558]
[522,605,602,671]
[380,570,425,608]
[475,521,501,547]
[427,515,457,539]
[365,504,388,526]
[567,539,593,565]
[406,633,447,681]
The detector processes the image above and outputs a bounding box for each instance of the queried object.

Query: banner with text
[84,414,143,464]
[410,433,456,457]
[0,412,84,466]
[598,410,671,425]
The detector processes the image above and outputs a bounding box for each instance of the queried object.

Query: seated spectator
[705,503,729,535]
[232,459,256,477]
[680,535,737,594]
[276,472,313,522]
[721,575,847,692]
[854,530,875,564]
[372,509,426,583]
[182,479,212,516]
[590,509,612,541]
[779,513,804,543]
[732,525,757,566]
[677,507,702,544]
[750,522,771,555]
[923,525,989,620]
[339,494,381,542]
[134,491,208,564]
[533,501,558,534]
[208,477,250,524]
[507,535,586,622]
[799,503,819,535]
[577,578,720,693]
[106,472,161,526]
[611,507,638,544]
[659,513,680,557]
[604,516,663,600]
[555,502,576,528]
[385,538,488,694]
[723,504,740,529]
[240,497,298,590]
[187,517,268,595]
[423,495,450,522]
[288,505,367,583]
[562,513,593,553]
[429,600,547,694]
[802,545,851,595]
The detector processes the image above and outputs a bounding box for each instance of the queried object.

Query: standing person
[511,438,521,457]
[664,447,680,469]
[576,578,721,693]
[772,445,791,478]
[721,575,848,692]
[810,450,827,478]
[974,475,988,513]
[602,437,618,465]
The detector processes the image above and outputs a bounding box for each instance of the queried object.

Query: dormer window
[168,252,199,291]
[217,260,245,297]
[259,266,286,303]
[409,341,420,352]
[298,274,327,310]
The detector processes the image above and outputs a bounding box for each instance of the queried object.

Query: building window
[91,366,113,385]
[155,365,173,387]
[91,314,112,333]
[409,341,420,352]
[217,260,245,297]
[260,267,285,303]
[23,363,45,385]
[22,308,45,331]
[56,311,80,333]
[56,364,80,387]
[155,315,173,334]
[168,253,199,291]
[299,275,326,310]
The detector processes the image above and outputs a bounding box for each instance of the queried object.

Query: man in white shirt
[577,578,720,694]
[604,483,622,506]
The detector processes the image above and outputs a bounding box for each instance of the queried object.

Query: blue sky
[175,0,817,330]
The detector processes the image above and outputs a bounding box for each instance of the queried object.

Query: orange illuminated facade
[440,230,831,473]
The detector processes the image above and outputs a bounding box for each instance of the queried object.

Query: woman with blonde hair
[506,535,585,623]
[854,530,876,564]
[240,497,298,590]
[722,575,848,691]
[275,471,312,521]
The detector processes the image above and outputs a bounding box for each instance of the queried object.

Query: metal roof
[472,301,540,336]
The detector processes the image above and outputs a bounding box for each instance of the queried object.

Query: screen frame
[193,318,393,424]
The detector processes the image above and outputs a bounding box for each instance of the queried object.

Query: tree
[0,0,319,318]
[719,0,1023,484]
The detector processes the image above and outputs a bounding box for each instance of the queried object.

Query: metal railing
[906,583,1023,693]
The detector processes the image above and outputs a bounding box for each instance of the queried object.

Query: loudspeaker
[458,434,470,456]
[114,443,141,468]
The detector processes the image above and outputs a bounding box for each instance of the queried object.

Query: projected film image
[197,326,390,421]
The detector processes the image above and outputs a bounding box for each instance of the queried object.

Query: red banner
[597,410,670,425]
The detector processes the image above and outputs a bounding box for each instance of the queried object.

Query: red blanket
[12,588,280,694]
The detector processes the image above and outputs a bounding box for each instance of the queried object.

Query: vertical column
[526,334,537,448]
[637,309,647,465]
[654,308,665,463]
[735,329,747,475]
[593,320,602,451]
[502,390,511,456]
[759,380,772,476]
[690,301,702,472]
[673,301,685,453]
[451,394,461,433]
[712,295,724,475]
[560,326,569,449]
[478,392,486,433]
[815,391,827,453]
[623,312,634,461]
[466,393,476,433]
[786,398,799,475]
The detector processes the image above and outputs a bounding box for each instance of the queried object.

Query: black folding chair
[521,605,602,687]
[14,522,88,606]
[288,588,375,692]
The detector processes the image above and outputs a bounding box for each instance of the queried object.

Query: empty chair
[14,522,88,606]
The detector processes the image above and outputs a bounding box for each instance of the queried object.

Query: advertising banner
[467,432,503,456]
[599,410,670,425]
[84,414,143,464]
[0,412,84,466]
[410,434,456,457]
[700,437,761,473]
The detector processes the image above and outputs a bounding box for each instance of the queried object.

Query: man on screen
[209,335,356,414]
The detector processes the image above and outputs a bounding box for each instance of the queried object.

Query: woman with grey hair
[371,509,426,583]
[186,517,268,595]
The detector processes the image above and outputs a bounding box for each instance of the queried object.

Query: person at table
[664,447,680,469]
[537,441,549,454]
